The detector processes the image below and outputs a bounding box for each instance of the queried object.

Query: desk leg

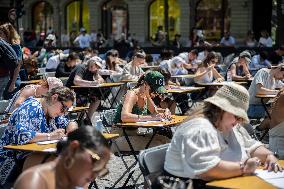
[261,98,271,119]
[122,128,139,161]
[110,86,122,108]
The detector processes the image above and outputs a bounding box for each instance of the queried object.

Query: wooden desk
[196,81,247,87]
[171,74,195,79]
[71,82,124,88]
[207,160,284,189]
[141,65,159,70]
[116,115,188,128]
[3,133,119,153]
[167,86,204,94]
[20,80,42,85]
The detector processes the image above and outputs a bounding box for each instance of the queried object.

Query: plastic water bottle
[227,71,232,82]
[95,116,103,133]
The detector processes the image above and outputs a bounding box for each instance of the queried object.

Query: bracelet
[239,161,245,175]
[47,133,51,141]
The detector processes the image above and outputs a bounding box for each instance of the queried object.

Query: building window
[32,1,53,34]
[149,0,180,40]
[102,0,128,40]
[196,0,230,41]
[66,0,90,34]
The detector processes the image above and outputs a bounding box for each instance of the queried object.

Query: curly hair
[0,23,20,44]
[43,87,75,103]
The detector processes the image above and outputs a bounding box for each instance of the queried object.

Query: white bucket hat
[204,82,249,123]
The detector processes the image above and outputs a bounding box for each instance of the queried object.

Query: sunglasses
[85,148,109,178]
[210,60,218,64]
[60,101,69,114]
[111,54,118,57]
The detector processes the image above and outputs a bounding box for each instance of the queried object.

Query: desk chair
[138,143,169,188]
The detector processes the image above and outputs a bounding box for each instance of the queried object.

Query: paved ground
[95,154,144,189]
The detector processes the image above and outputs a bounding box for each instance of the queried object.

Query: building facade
[0,0,281,46]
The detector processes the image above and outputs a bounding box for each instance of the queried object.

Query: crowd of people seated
[1,21,284,189]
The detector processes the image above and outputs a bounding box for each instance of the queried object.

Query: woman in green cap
[112,71,171,151]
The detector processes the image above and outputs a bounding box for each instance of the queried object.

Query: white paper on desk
[255,169,284,179]
[255,169,284,188]
[37,140,59,145]
[136,121,164,126]
[42,148,56,152]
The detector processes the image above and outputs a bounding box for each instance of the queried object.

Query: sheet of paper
[255,169,284,179]
[37,140,59,145]
[42,148,56,152]
[255,169,284,188]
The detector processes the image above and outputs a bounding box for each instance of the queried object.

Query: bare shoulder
[14,167,48,189]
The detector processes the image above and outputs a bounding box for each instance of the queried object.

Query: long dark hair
[200,52,218,68]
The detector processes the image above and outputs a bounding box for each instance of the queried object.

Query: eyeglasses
[85,148,109,178]
[60,101,69,113]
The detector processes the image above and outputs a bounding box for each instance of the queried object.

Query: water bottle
[95,116,103,133]
[227,71,232,82]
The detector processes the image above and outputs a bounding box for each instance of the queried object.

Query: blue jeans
[248,104,266,119]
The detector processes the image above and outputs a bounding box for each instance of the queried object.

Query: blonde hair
[0,23,20,44]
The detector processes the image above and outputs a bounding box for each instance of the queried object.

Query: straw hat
[204,82,249,123]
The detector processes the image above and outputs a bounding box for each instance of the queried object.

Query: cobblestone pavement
[94,154,144,189]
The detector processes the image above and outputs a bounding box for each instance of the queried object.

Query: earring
[64,157,74,169]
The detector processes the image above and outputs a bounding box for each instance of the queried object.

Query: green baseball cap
[144,71,167,94]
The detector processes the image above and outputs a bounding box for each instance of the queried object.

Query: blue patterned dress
[0,97,69,185]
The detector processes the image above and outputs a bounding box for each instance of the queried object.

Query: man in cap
[226,50,252,81]
[73,27,92,49]
[66,56,104,119]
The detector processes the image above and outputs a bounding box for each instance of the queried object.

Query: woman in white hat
[5,77,63,113]
[164,83,281,187]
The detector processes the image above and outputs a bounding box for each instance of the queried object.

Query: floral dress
[0,97,68,185]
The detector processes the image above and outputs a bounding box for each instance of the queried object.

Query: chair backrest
[139,143,169,187]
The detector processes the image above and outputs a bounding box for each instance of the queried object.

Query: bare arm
[73,75,102,87]
[14,87,35,108]
[29,129,65,143]
[212,67,224,81]
[121,91,159,122]
[194,67,210,80]
[230,64,247,80]
[198,160,242,181]
[256,83,278,95]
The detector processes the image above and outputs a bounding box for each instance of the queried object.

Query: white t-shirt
[164,117,262,179]
[248,68,284,105]
[259,37,273,47]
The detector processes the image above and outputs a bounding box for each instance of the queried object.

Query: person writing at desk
[0,87,76,187]
[113,71,171,151]
[226,51,252,81]
[164,83,281,188]
[5,77,63,113]
[194,52,224,83]
[248,63,284,118]
[66,57,104,119]
[14,126,110,189]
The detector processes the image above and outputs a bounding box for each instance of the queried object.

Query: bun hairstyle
[56,126,109,155]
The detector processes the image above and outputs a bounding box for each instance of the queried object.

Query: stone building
[0,0,282,46]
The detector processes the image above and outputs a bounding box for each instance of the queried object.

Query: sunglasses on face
[60,101,69,114]
[111,54,118,57]
[85,148,109,178]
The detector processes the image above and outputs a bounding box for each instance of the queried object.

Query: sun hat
[239,50,251,64]
[204,82,249,123]
[144,71,167,94]
[47,77,63,90]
